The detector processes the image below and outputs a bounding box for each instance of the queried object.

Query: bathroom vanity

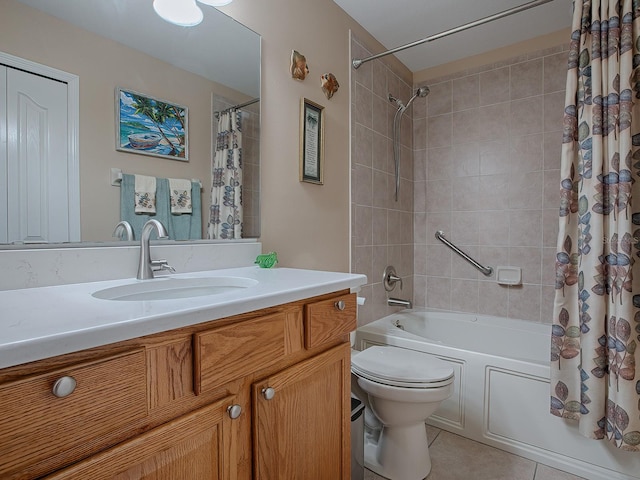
[0,267,365,479]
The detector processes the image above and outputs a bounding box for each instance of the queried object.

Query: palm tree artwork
[117,89,187,160]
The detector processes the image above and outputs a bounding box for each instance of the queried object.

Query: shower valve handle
[383,266,403,292]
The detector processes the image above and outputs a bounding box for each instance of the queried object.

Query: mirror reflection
[0,0,260,246]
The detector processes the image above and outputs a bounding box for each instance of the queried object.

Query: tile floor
[363,425,586,480]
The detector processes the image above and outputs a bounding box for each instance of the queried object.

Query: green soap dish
[255,252,278,268]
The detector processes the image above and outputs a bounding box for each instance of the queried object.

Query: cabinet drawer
[195,311,288,394]
[0,349,148,478]
[304,293,357,349]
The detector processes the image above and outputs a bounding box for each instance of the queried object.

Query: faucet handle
[383,266,403,292]
[151,259,176,274]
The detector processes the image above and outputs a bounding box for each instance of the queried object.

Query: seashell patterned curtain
[208,109,243,240]
[551,0,640,449]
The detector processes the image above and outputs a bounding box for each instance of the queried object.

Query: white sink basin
[92,276,258,301]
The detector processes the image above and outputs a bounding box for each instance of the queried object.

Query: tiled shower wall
[412,43,569,323]
[351,35,415,325]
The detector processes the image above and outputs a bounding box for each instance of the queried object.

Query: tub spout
[388,297,412,308]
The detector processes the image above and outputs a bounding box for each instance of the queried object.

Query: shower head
[405,86,430,109]
[416,86,430,97]
[389,86,430,113]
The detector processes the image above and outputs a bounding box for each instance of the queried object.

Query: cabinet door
[44,396,240,480]
[253,343,351,480]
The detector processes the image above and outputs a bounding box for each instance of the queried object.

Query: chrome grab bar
[435,230,493,277]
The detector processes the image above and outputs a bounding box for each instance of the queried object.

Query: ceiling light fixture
[197,0,234,6]
[153,0,233,27]
[153,0,203,26]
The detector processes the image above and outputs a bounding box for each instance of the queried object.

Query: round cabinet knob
[52,376,77,398]
[334,300,346,311]
[262,387,275,400]
[227,404,242,419]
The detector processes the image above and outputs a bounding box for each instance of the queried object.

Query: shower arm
[352,0,555,69]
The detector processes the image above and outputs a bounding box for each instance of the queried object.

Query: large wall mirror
[0,0,260,247]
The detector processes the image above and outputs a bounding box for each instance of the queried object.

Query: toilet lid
[352,346,454,388]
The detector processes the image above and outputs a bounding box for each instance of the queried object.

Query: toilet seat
[352,345,454,388]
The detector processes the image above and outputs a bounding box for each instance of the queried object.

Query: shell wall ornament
[320,73,339,99]
[290,50,309,81]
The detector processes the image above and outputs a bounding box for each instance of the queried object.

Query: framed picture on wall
[115,88,188,161]
[299,97,324,184]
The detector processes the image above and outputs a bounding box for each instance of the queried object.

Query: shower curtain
[208,109,243,239]
[551,0,640,449]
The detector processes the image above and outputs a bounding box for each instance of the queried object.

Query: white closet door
[0,67,7,243]
[6,67,69,243]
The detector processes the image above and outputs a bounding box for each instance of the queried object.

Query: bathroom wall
[412,38,570,324]
[350,35,415,325]
[222,0,410,272]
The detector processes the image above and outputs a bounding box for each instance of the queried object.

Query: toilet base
[363,422,431,480]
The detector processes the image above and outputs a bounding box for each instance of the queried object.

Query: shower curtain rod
[214,97,260,118]
[352,0,555,69]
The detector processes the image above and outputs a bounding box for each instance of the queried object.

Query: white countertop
[0,266,367,369]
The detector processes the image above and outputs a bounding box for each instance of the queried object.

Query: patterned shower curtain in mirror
[551,0,640,449]
[208,109,243,239]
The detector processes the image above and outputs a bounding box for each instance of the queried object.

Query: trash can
[351,396,365,480]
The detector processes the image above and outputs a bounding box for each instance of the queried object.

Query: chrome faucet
[383,266,412,308]
[112,220,134,241]
[388,297,412,308]
[136,220,175,280]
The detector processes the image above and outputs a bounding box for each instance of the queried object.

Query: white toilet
[351,345,454,480]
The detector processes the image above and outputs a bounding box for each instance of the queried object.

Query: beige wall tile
[426,276,452,310]
[510,133,543,173]
[477,103,510,142]
[507,171,543,210]
[428,146,453,180]
[354,124,373,167]
[452,143,480,177]
[510,96,544,136]
[453,107,482,142]
[478,282,509,317]
[352,37,569,328]
[479,140,510,175]
[508,284,542,322]
[544,91,565,132]
[453,74,479,112]
[354,164,373,206]
[426,178,453,212]
[480,66,510,106]
[428,114,453,148]
[510,58,543,100]
[543,52,568,93]
[451,279,479,313]
[372,94,389,136]
[509,246,542,284]
[428,81,452,117]
[509,209,543,247]
[355,82,373,128]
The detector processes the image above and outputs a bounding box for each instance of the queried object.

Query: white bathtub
[354,310,640,480]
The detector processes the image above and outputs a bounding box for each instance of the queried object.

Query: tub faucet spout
[388,297,412,308]
[137,219,173,280]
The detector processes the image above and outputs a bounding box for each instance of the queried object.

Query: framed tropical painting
[116,88,188,161]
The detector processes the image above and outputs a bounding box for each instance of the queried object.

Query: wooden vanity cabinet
[252,343,351,480]
[43,396,239,480]
[0,290,356,480]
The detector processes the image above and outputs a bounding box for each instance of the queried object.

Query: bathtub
[354,310,640,480]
